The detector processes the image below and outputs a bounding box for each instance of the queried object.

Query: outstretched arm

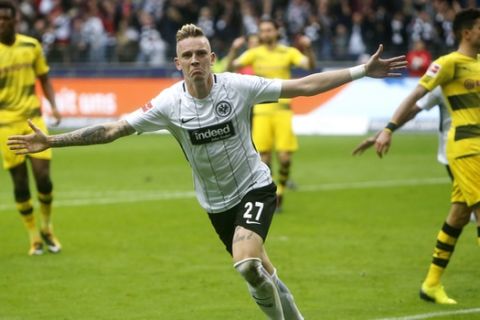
[8,119,135,154]
[373,85,428,158]
[280,44,407,98]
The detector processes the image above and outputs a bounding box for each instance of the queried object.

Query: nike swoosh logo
[246,220,261,225]
[247,181,257,188]
[181,117,196,124]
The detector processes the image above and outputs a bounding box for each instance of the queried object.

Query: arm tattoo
[49,122,134,147]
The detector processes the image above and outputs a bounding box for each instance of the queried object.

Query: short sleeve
[289,47,306,67]
[33,39,49,76]
[239,74,282,105]
[418,56,454,91]
[124,90,173,133]
[236,49,255,67]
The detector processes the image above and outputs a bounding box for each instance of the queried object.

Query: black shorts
[208,183,277,255]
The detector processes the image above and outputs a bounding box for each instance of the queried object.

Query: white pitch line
[0,177,449,212]
[374,307,480,320]
[299,177,449,192]
[0,191,196,211]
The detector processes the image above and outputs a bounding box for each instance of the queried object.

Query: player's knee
[234,258,264,286]
[14,188,31,203]
[36,178,53,194]
[260,153,272,167]
[279,159,291,169]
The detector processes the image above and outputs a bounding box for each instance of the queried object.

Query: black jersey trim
[454,124,480,141]
[448,93,480,111]
[18,42,36,48]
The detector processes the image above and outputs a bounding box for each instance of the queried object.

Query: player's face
[175,36,215,83]
[0,8,15,42]
[466,18,480,51]
[259,22,278,45]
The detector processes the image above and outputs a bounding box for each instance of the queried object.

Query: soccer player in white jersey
[8,24,406,319]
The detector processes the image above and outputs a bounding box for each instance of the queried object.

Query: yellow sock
[16,200,40,243]
[424,222,461,287]
[278,164,290,194]
[424,264,445,287]
[276,183,285,196]
[38,192,53,232]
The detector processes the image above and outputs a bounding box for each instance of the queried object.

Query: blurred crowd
[14,0,480,67]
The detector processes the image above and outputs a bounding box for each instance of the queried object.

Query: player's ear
[174,57,181,71]
[210,52,216,66]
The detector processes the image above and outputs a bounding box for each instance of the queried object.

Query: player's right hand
[232,36,246,50]
[7,119,50,154]
[374,130,393,158]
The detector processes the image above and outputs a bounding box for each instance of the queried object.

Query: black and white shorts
[208,183,277,255]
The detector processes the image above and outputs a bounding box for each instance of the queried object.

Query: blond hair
[176,24,205,43]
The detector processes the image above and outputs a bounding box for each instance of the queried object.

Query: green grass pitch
[1,133,478,319]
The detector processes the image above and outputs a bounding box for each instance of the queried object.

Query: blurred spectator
[115,17,140,63]
[197,6,215,39]
[432,0,456,53]
[285,0,311,38]
[82,3,108,63]
[47,5,71,63]
[332,23,349,60]
[137,11,167,66]
[142,0,166,18]
[311,0,334,60]
[361,6,388,54]
[410,9,437,48]
[390,11,409,56]
[406,39,432,77]
[69,16,89,63]
[208,0,242,57]
[240,1,259,36]
[38,0,57,15]
[347,12,367,60]
[98,0,118,62]
[160,0,199,58]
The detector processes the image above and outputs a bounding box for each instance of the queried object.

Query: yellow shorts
[449,154,480,208]
[0,117,52,170]
[252,109,298,153]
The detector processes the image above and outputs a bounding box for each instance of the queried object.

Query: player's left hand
[365,44,407,78]
[352,132,380,156]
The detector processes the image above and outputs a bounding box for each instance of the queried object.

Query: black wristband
[385,121,398,132]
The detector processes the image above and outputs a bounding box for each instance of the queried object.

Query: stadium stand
[15,0,479,66]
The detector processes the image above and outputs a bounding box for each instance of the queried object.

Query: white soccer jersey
[416,86,450,165]
[125,72,282,213]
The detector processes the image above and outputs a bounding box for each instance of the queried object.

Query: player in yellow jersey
[371,8,480,304]
[0,1,62,255]
[228,18,316,212]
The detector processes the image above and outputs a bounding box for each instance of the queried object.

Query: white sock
[272,269,304,320]
[234,258,284,320]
